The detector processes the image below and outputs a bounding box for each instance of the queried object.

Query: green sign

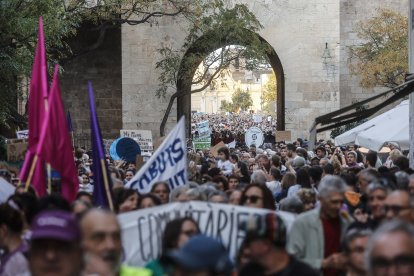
[193,137,211,150]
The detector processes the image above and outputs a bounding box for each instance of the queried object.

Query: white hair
[318,175,347,198]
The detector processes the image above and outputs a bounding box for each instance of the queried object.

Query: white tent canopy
[334,100,409,151]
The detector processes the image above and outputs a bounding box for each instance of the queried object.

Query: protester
[81,209,151,275]
[150,182,171,204]
[138,194,162,209]
[166,234,233,276]
[343,228,371,276]
[0,203,29,276]
[28,210,83,276]
[383,190,414,223]
[240,213,318,275]
[114,188,139,213]
[146,217,200,276]
[240,183,276,210]
[366,220,414,276]
[287,175,352,275]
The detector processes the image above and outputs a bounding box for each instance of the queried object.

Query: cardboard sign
[120,130,153,152]
[210,141,226,157]
[275,131,292,142]
[6,139,28,162]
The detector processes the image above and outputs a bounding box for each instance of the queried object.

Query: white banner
[125,117,187,193]
[16,130,29,139]
[118,201,295,266]
[196,120,210,138]
[253,114,262,123]
[120,129,153,152]
[245,126,264,147]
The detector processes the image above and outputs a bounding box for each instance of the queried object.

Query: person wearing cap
[287,175,352,276]
[166,234,233,276]
[240,213,318,276]
[80,208,151,276]
[27,210,84,276]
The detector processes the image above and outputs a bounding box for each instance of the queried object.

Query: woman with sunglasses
[145,217,200,276]
[240,183,276,210]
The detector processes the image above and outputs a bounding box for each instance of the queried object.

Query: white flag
[125,117,187,193]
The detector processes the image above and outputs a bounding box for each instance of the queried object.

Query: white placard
[16,130,29,139]
[120,129,153,152]
[245,126,264,147]
[125,117,187,193]
[118,201,295,266]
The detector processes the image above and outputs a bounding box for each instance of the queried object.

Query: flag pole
[24,155,39,191]
[100,158,114,211]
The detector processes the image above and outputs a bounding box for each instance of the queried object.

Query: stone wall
[60,26,122,141]
[339,0,408,108]
[122,0,341,140]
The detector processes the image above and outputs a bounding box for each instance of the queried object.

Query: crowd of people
[1,137,414,276]
[191,113,276,146]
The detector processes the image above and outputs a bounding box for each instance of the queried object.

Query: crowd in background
[191,113,276,146]
[1,137,414,276]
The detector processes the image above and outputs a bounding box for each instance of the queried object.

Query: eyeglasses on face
[383,205,411,215]
[244,195,262,204]
[371,255,414,271]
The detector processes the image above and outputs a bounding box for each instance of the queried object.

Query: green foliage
[220,88,253,112]
[0,0,81,129]
[262,73,276,114]
[349,8,408,88]
[330,103,368,139]
[156,2,272,98]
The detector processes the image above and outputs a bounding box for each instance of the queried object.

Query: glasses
[372,255,414,272]
[181,230,197,237]
[245,195,262,204]
[383,205,411,215]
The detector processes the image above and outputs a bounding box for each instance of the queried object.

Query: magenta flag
[19,17,49,196]
[36,65,79,202]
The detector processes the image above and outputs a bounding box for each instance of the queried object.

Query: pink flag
[19,17,49,196]
[36,65,79,202]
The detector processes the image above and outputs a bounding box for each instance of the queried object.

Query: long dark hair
[161,217,200,254]
[240,183,276,210]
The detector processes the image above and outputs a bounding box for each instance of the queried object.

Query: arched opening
[176,30,285,136]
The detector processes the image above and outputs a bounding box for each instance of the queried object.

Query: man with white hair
[287,175,352,275]
[366,220,414,276]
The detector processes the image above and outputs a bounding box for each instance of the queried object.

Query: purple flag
[88,82,114,210]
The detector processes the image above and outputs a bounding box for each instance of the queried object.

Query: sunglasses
[383,205,410,215]
[245,195,262,204]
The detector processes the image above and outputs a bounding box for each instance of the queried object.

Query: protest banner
[275,131,292,142]
[195,120,210,138]
[120,129,153,152]
[118,201,295,266]
[193,137,211,150]
[245,126,264,147]
[125,117,187,193]
[16,130,29,139]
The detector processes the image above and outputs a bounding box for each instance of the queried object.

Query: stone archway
[175,29,285,136]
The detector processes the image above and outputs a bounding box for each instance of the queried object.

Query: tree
[261,73,277,114]
[220,100,234,113]
[348,8,408,88]
[0,0,212,131]
[219,88,253,113]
